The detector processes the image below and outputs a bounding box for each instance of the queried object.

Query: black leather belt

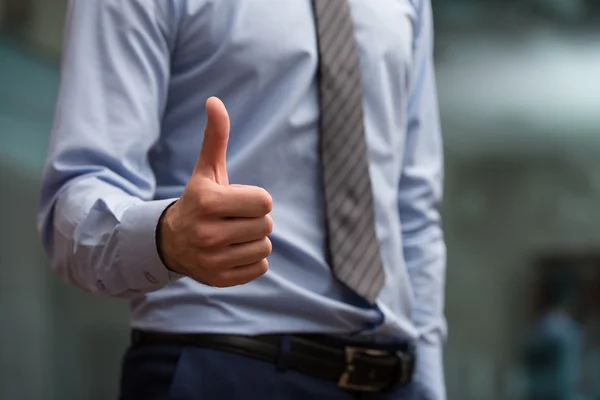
[131,330,415,393]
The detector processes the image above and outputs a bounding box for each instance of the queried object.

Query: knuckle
[198,190,222,215]
[257,189,273,214]
[260,237,273,257]
[264,215,274,235]
[256,259,269,276]
[195,225,218,248]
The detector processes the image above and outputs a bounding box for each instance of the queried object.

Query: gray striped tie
[312,0,385,303]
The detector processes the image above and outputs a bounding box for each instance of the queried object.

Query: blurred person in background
[579,264,600,399]
[523,263,584,400]
[37,0,446,399]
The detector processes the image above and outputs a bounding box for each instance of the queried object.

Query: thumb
[195,97,230,185]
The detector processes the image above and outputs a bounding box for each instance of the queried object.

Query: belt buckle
[337,346,390,392]
[395,349,413,385]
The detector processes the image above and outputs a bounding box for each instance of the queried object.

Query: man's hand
[158,97,273,287]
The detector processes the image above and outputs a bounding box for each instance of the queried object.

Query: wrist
[156,201,182,274]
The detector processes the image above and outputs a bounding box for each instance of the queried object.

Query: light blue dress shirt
[38,0,446,397]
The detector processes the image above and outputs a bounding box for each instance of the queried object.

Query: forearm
[403,224,446,399]
[404,237,447,398]
[400,0,446,395]
[37,0,181,297]
[405,230,447,342]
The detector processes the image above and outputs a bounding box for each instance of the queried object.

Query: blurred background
[1,0,600,399]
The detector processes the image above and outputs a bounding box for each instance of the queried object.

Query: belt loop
[276,335,292,372]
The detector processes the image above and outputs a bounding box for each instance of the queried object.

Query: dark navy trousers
[119,342,420,400]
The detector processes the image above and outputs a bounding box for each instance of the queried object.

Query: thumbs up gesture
[158,97,273,287]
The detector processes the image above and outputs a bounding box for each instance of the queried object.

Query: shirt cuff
[413,336,446,400]
[117,198,184,292]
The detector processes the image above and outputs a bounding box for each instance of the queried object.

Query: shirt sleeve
[37,0,183,298]
[399,1,447,398]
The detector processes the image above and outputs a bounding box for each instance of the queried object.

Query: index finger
[210,185,273,218]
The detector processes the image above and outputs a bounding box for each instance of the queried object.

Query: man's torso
[134,0,419,342]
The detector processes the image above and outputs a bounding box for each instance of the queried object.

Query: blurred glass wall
[1,0,599,399]
[1,2,129,399]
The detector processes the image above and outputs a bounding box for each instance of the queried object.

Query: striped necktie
[312,0,385,303]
